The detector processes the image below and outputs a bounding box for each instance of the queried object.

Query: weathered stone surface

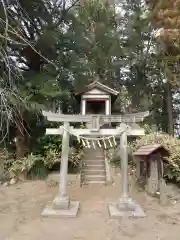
[136,158,141,180]
[9,178,17,185]
[108,198,146,218]
[147,160,159,195]
[42,122,80,218]
[59,122,70,198]
[107,129,146,219]
[3,182,9,187]
[41,201,80,218]
[159,179,170,206]
[52,195,70,210]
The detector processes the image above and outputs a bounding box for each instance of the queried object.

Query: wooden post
[53,122,70,209]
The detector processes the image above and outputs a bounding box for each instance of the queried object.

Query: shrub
[8,147,83,179]
[0,149,12,180]
[9,153,44,176]
[132,133,180,182]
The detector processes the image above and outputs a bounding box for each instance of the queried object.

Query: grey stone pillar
[108,126,146,218]
[59,122,70,197]
[120,131,128,198]
[41,122,80,217]
[53,122,70,209]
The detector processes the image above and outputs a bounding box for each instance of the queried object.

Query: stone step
[84,154,104,158]
[85,165,105,170]
[83,170,106,175]
[86,180,106,184]
[84,168,105,171]
[86,160,105,165]
[85,175,106,181]
[85,154,104,157]
[82,148,106,185]
[86,155,104,158]
[84,156,105,161]
[84,154,104,157]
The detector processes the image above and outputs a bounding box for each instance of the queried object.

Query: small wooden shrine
[75,81,119,115]
[133,144,169,196]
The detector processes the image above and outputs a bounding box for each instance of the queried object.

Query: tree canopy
[1,0,180,177]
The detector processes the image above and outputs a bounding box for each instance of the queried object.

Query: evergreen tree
[147,0,180,135]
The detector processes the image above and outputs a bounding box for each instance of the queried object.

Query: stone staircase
[81,148,106,184]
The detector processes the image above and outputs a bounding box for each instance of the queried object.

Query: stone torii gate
[41,111,149,218]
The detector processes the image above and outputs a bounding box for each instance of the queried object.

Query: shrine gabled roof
[133,144,169,156]
[75,81,119,96]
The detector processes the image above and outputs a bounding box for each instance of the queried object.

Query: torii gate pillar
[41,122,80,218]
[108,125,146,218]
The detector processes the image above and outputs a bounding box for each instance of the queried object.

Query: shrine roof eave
[133,144,169,157]
[75,81,119,97]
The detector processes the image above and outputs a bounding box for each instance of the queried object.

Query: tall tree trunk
[161,88,168,133]
[15,114,26,158]
[165,81,174,136]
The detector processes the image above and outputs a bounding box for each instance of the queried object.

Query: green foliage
[0,148,12,180]
[9,153,44,174]
[36,134,83,167]
[69,147,84,167]
[8,133,84,179]
[142,124,154,134]
[107,147,121,167]
[106,144,134,168]
[132,133,180,182]
[8,153,51,180]
[36,135,62,157]
[1,0,180,178]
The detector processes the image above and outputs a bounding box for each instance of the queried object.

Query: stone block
[52,195,70,209]
[108,198,146,218]
[41,201,80,218]
[159,179,170,206]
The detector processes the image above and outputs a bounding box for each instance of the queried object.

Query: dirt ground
[1,177,180,240]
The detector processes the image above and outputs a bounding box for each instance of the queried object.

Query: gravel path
[1,177,180,240]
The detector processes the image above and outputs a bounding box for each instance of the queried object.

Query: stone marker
[159,178,170,206]
[147,160,159,196]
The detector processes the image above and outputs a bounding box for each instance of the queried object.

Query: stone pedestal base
[41,195,80,218]
[52,195,70,209]
[108,197,146,218]
[42,201,80,218]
